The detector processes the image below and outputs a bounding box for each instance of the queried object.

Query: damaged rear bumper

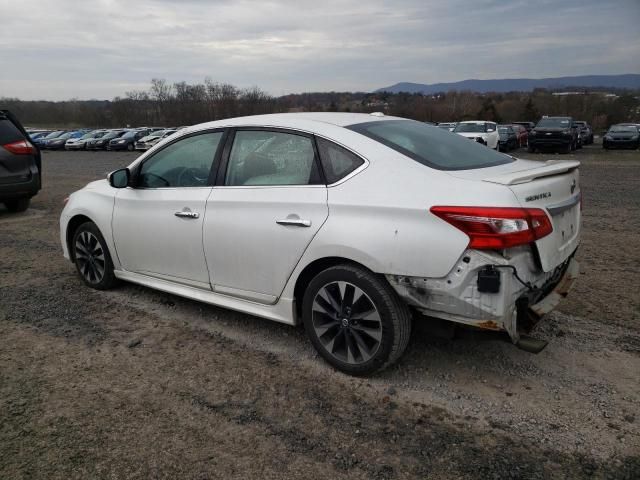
[386,249,579,344]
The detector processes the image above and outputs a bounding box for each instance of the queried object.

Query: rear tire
[4,197,30,212]
[71,222,118,290]
[302,264,412,376]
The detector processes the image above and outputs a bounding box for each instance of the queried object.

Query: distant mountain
[376,74,640,94]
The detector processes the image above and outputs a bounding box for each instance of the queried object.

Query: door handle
[175,211,200,219]
[276,218,311,227]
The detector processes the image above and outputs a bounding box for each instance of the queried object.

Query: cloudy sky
[1,0,638,100]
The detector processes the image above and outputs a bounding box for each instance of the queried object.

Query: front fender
[60,180,118,268]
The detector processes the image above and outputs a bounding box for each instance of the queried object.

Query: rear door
[204,128,328,304]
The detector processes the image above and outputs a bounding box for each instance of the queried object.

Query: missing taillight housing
[430,206,553,249]
[3,139,36,155]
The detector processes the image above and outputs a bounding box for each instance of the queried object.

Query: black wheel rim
[75,231,105,284]
[312,281,382,365]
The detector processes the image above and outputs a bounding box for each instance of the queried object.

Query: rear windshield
[536,118,571,128]
[454,123,487,133]
[346,120,514,171]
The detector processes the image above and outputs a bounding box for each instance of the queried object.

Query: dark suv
[528,116,579,153]
[0,110,41,212]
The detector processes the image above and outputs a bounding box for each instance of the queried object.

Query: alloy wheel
[75,231,106,284]
[312,281,382,364]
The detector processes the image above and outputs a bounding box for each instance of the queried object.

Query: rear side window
[316,138,364,184]
[347,120,513,171]
[0,118,25,145]
[225,130,321,186]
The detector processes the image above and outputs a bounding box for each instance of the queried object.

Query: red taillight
[430,206,553,250]
[3,139,36,155]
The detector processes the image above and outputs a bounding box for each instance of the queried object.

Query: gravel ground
[1,143,639,479]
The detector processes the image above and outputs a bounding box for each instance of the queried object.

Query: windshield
[101,131,122,139]
[45,130,64,138]
[122,131,137,139]
[536,118,571,128]
[609,126,637,133]
[454,123,487,133]
[346,120,513,171]
[56,132,73,140]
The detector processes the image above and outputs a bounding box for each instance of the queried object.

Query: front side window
[316,138,364,184]
[138,132,223,188]
[225,130,321,186]
[347,120,513,171]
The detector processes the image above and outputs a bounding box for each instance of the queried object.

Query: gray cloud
[1,0,638,100]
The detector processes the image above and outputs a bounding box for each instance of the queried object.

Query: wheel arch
[65,214,95,262]
[292,256,377,321]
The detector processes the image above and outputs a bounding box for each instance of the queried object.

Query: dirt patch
[1,146,639,479]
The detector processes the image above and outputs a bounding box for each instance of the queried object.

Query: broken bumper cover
[386,249,579,343]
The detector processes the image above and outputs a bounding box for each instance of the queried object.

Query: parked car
[86,130,126,150]
[44,130,86,150]
[34,130,65,148]
[134,129,177,151]
[603,124,640,149]
[528,116,578,153]
[512,121,535,132]
[437,122,457,131]
[66,130,108,150]
[61,113,581,375]
[497,125,518,151]
[108,129,151,151]
[510,124,529,147]
[29,131,51,142]
[453,121,500,149]
[0,110,41,212]
[573,121,593,145]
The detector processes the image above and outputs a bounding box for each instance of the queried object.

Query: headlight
[117,139,126,143]
[530,130,537,136]
[562,129,570,135]
[631,135,639,140]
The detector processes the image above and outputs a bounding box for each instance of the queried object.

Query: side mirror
[108,168,130,188]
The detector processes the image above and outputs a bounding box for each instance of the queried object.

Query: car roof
[181,112,404,134]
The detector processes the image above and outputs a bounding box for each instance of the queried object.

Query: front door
[204,129,328,303]
[112,131,225,288]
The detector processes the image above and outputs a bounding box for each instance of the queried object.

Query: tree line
[2,78,638,131]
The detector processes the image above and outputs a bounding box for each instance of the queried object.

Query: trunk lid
[450,159,581,272]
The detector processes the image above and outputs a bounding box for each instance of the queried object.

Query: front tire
[302,264,412,376]
[4,197,30,212]
[127,143,134,152]
[71,222,118,290]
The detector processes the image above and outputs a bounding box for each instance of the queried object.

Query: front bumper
[530,137,572,147]
[387,248,579,343]
[603,139,638,149]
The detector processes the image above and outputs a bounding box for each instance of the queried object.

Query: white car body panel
[61,113,581,343]
[112,187,213,287]
[204,185,328,304]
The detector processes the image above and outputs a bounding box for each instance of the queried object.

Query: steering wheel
[142,172,170,187]
[177,167,208,187]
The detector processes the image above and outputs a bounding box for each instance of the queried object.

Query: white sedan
[60,113,581,375]
[454,121,500,150]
